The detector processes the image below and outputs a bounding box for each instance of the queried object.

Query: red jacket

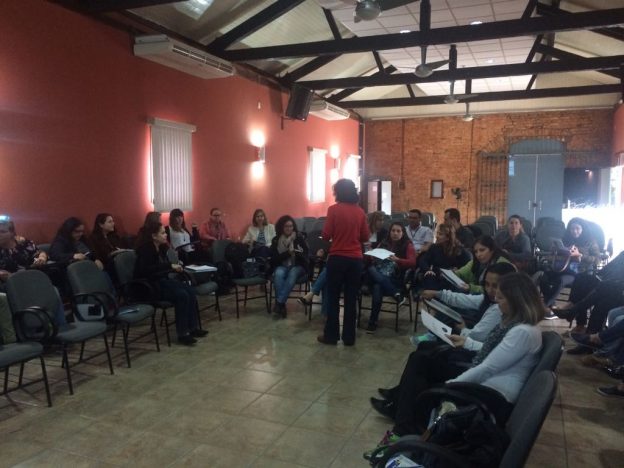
[322,203,370,258]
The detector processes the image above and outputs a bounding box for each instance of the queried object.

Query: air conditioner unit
[133,35,234,79]
[308,100,350,121]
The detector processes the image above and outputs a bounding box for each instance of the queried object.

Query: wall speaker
[285,85,313,121]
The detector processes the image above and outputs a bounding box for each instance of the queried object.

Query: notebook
[440,268,468,289]
[424,298,463,323]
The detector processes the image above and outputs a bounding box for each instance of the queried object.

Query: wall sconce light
[250,130,266,164]
[329,145,340,159]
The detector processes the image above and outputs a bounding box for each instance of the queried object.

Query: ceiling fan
[322,0,418,23]
[444,46,478,104]
[462,102,474,121]
[414,0,448,78]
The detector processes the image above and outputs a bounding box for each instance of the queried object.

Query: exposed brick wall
[364,109,614,225]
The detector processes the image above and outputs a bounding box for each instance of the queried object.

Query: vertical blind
[308,148,326,203]
[150,118,195,212]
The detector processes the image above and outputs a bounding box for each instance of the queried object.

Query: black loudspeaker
[285,85,313,121]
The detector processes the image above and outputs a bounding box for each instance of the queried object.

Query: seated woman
[365,222,416,333]
[454,235,511,294]
[135,222,206,346]
[366,272,543,456]
[370,263,516,419]
[242,209,275,258]
[0,218,48,284]
[571,306,624,368]
[494,214,532,269]
[165,208,208,264]
[49,217,92,263]
[88,213,124,272]
[366,211,387,250]
[409,262,518,348]
[269,215,309,319]
[417,223,470,291]
[540,217,599,307]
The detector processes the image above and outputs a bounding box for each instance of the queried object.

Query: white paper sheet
[185,265,217,272]
[425,298,463,323]
[364,248,394,260]
[420,310,455,346]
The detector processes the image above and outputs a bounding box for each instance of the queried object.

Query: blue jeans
[324,256,363,344]
[274,265,305,304]
[367,265,400,325]
[311,268,328,316]
[158,278,198,338]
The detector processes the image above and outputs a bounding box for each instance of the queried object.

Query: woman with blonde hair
[417,223,470,290]
[367,211,387,250]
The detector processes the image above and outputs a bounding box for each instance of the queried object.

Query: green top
[455,256,512,293]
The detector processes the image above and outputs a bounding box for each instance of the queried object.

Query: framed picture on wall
[431,180,444,199]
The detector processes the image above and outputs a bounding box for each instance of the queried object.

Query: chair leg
[244,286,249,306]
[111,322,118,347]
[122,324,131,368]
[62,344,74,395]
[162,309,171,347]
[263,283,270,314]
[102,333,114,375]
[216,294,222,321]
[18,362,25,386]
[78,342,86,362]
[40,356,52,407]
[395,302,399,333]
[152,314,161,352]
[235,286,240,319]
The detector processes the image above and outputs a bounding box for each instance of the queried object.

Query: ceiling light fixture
[400,29,411,33]
[470,20,483,25]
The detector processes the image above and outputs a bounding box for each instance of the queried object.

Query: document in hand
[185,265,218,273]
[364,248,394,260]
[421,310,455,346]
[424,299,463,323]
[440,268,468,289]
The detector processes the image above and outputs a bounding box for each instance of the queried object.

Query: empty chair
[476,215,498,233]
[310,218,325,233]
[302,217,316,234]
[5,270,113,395]
[534,219,565,252]
[1,340,52,407]
[472,221,494,236]
[66,260,159,368]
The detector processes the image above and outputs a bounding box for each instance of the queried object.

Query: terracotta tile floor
[1,293,623,467]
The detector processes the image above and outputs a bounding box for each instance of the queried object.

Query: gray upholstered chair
[1,340,52,407]
[67,260,159,368]
[5,270,113,395]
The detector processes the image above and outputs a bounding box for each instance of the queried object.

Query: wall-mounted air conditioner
[133,35,234,79]
[309,100,350,121]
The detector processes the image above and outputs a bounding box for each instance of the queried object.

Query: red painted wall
[0,0,359,242]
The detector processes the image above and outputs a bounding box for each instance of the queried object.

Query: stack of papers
[440,268,468,289]
[424,299,463,323]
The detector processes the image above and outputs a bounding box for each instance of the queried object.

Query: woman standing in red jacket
[318,179,370,346]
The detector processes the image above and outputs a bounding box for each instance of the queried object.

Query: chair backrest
[476,215,498,232]
[310,218,325,233]
[534,221,565,251]
[293,217,305,232]
[113,250,137,285]
[502,371,557,468]
[421,212,436,229]
[466,224,483,238]
[5,270,61,322]
[67,260,112,296]
[307,230,330,256]
[303,217,317,234]
[211,239,231,264]
[37,243,51,254]
[530,331,564,378]
[472,221,493,236]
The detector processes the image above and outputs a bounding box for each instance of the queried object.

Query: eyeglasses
[212,213,222,217]
[284,223,294,228]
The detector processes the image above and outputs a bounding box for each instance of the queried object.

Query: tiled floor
[1,293,623,467]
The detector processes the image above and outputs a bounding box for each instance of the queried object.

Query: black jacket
[269,234,309,275]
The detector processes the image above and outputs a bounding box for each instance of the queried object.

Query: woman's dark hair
[275,215,298,237]
[92,213,113,239]
[477,261,518,316]
[252,209,268,227]
[333,178,359,204]
[138,221,163,247]
[56,217,85,242]
[143,211,161,226]
[169,208,187,232]
[471,235,509,276]
[381,222,409,257]
[563,217,592,247]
